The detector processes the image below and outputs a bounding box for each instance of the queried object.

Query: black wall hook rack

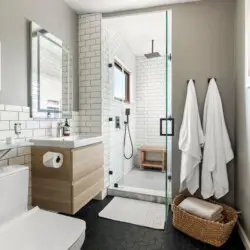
[208,77,217,84]
[187,79,195,85]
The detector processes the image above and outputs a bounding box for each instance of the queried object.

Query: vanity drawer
[72,167,104,197]
[72,166,104,213]
[72,178,104,214]
[72,142,104,181]
[32,177,72,213]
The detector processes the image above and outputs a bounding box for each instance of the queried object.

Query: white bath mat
[99,197,165,230]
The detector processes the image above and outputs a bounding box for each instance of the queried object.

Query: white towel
[178,197,223,221]
[179,80,204,194]
[201,79,234,199]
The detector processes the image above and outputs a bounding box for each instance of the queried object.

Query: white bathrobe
[179,80,204,194]
[201,79,234,199]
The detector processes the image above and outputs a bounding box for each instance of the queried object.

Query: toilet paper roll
[43,152,63,169]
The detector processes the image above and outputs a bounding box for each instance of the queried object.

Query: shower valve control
[115,116,120,129]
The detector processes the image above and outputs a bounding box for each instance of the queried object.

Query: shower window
[114,61,130,102]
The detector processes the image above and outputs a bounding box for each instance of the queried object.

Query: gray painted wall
[235,0,250,239]
[0,0,78,110]
[171,0,236,206]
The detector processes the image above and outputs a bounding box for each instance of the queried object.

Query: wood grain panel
[140,146,166,152]
[32,178,71,201]
[72,178,104,214]
[32,177,72,213]
[73,167,104,198]
[72,143,104,181]
[32,196,71,214]
[31,146,72,181]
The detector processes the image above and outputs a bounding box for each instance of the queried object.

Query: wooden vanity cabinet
[31,142,104,214]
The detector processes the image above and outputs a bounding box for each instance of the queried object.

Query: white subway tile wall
[78,13,102,137]
[0,104,80,205]
[0,111,19,121]
[0,105,80,141]
[135,56,167,165]
[0,121,9,130]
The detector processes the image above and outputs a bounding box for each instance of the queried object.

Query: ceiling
[64,0,200,14]
[104,12,166,56]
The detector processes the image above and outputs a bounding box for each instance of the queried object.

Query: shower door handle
[160,118,166,136]
[160,116,175,136]
[167,117,175,136]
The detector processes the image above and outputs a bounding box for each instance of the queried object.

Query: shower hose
[123,122,134,160]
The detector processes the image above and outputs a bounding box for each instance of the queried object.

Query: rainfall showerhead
[144,40,161,59]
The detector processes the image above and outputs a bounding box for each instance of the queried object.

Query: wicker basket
[172,194,238,247]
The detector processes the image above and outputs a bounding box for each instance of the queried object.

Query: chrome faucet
[57,122,64,138]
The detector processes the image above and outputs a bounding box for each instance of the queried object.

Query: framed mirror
[30,21,73,119]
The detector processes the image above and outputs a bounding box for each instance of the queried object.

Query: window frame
[114,60,131,103]
[124,69,130,103]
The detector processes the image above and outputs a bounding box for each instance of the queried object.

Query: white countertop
[30,135,103,149]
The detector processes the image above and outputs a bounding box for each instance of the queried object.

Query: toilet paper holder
[43,152,63,169]
[56,156,61,163]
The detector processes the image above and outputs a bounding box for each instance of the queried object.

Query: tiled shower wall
[0,104,80,204]
[135,56,166,166]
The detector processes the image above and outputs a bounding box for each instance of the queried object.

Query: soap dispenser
[63,119,70,136]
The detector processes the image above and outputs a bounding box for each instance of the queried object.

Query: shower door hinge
[168,53,172,61]
[109,170,113,175]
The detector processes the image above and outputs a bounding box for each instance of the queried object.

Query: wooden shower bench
[139,146,166,172]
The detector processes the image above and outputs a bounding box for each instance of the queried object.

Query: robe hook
[208,77,217,84]
[187,79,195,85]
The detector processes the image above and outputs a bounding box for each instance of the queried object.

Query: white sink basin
[30,135,103,148]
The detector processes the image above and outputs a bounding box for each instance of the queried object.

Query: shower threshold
[108,168,171,204]
[107,185,167,204]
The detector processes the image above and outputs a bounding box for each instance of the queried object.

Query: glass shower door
[166,10,173,207]
[159,10,173,221]
[109,107,125,187]
[108,62,125,187]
